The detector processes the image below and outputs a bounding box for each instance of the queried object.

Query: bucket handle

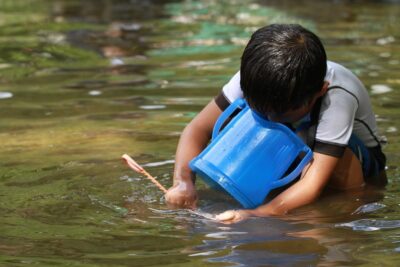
[212,98,246,140]
[270,147,313,189]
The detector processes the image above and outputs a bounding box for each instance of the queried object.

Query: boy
[165,24,387,223]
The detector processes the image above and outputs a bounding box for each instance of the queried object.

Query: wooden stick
[121,154,168,193]
[121,154,217,221]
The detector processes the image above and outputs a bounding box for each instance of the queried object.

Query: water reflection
[120,184,390,266]
[0,0,400,266]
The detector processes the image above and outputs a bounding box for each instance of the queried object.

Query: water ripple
[139,105,166,110]
[352,202,386,215]
[143,160,175,167]
[205,231,247,239]
[336,219,400,231]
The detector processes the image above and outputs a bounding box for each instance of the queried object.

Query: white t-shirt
[216,61,381,157]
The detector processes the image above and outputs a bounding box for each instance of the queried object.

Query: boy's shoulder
[325,61,366,92]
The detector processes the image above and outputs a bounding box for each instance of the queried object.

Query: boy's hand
[165,180,198,209]
[216,210,251,224]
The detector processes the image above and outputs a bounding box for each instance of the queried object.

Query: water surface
[1,0,400,266]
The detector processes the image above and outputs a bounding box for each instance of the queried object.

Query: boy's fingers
[216,210,251,224]
[166,197,186,207]
[165,196,197,209]
[184,200,194,209]
[216,210,236,221]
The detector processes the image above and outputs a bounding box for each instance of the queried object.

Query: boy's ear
[318,81,329,97]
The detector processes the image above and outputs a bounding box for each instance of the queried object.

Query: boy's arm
[217,152,340,223]
[165,99,223,208]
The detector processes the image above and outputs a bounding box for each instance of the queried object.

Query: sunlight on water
[351,202,386,214]
[0,0,400,266]
[0,91,13,99]
[337,219,400,231]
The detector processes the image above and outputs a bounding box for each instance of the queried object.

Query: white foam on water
[0,92,13,99]
[370,84,393,95]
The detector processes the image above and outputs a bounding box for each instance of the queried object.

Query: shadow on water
[119,184,392,266]
[0,0,400,266]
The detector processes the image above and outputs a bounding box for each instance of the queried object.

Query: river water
[0,0,400,266]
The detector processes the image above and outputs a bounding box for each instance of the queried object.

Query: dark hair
[240,24,327,114]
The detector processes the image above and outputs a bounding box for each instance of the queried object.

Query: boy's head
[240,24,327,118]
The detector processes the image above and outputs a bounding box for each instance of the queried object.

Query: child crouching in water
[165,24,387,223]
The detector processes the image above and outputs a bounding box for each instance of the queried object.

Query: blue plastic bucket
[189,98,313,208]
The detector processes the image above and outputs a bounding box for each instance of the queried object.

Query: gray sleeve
[316,88,359,147]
